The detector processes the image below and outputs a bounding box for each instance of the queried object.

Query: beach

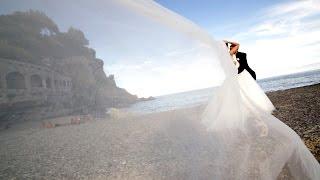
[268,83,320,162]
[0,84,319,179]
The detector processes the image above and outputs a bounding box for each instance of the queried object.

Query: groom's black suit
[236,52,256,80]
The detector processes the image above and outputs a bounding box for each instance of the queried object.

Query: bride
[201,39,320,179]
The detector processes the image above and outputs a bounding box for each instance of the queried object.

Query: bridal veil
[105,1,320,179]
[7,0,319,179]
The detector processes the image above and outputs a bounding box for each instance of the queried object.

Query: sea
[122,69,320,114]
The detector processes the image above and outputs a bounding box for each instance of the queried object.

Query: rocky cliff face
[60,56,138,110]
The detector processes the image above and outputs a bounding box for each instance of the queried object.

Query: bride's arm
[224,40,239,55]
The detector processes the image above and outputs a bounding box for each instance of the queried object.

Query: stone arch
[31,74,43,88]
[46,78,52,88]
[6,72,26,89]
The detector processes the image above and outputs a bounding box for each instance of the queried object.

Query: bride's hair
[225,43,236,50]
[230,44,236,48]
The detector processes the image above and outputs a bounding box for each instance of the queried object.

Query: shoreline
[0,83,319,179]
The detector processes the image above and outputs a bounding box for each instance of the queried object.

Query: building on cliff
[0,55,139,118]
[0,58,73,111]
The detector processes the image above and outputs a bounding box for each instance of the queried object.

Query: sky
[0,0,319,97]
[156,0,320,76]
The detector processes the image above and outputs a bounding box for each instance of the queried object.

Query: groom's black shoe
[236,52,256,80]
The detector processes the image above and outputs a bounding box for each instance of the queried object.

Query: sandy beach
[0,84,319,179]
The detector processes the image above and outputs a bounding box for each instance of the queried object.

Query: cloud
[230,0,320,77]
[234,1,320,39]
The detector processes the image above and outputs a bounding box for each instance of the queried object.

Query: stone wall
[0,58,72,110]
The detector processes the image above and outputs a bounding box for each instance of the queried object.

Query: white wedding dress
[201,46,320,179]
[234,55,275,114]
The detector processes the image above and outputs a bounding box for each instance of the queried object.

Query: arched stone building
[0,58,72,109]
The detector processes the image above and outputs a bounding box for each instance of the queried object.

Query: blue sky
[0,0,319,97]
[156,0,286,38]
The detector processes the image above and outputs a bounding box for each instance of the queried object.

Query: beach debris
[41,114,96,129]
[71,117,81,125]
[42,121,55,128]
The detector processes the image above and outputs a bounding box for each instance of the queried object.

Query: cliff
[59,56,138,109]
[0,10,138,113]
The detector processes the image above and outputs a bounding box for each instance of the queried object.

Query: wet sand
[0,84,319,179]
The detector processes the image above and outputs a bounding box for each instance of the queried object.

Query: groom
[230,44,257,80]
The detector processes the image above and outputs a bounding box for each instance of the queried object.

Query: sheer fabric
[201,43,320,179]
[7,0,318,179]
[85,1,320,179]
[112,1,320,179]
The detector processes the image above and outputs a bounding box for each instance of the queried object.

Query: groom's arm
[223,40,239,55]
